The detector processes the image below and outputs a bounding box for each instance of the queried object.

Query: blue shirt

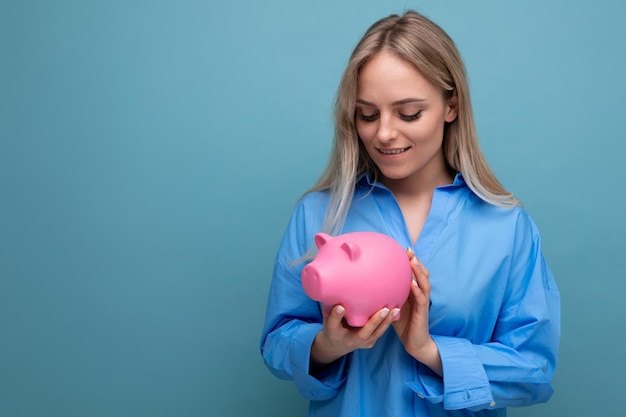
[260,174,560,416]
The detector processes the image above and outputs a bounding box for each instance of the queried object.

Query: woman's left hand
[392,248,443,376]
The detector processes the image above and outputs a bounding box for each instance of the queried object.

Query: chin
[379,170,410,182]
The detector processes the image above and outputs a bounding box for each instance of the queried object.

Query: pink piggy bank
[301,232,412,327]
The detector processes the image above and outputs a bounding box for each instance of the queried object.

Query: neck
[381,156,454,199]
[379,154,454,246]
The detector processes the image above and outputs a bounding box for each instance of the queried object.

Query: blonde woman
[261,10,559,416]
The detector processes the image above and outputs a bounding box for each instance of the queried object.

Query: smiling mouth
[378,147,410,155]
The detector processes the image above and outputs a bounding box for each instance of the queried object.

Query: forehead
[357,51,441,102]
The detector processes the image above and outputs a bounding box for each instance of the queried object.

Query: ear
[340,241,361,262]
[445,88,458,123]
[314,233,331,249]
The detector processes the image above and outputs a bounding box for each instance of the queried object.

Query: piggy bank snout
[302,265,324,300]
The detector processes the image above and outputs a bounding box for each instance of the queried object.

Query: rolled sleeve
[288,323,348,400]
[260,193,348,401]
[407,209,559,412]
[408,336,494,410]
[261,266,348,401]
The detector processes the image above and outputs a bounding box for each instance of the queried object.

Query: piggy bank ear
[314,233,332,249]
[340,241,361,262]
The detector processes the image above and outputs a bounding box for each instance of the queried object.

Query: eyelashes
[357,110,422,122]
[358,113,379,122]
[400,111,422,121]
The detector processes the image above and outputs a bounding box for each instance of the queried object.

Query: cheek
[411,119,446,143]
[356,123,375,143]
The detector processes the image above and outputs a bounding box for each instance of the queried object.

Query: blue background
[2,0,625,416]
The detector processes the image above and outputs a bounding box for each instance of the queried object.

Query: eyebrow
[356,98,426,106]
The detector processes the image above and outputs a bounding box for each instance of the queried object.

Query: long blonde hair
[309,10,518,236]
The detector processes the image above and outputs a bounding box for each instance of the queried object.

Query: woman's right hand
[310,304,400,370]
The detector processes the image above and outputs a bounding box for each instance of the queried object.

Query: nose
[376,113,397,143]
[301,265,323,301]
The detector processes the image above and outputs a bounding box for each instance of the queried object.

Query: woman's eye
[399,110,422,121]
[358,113,379,122]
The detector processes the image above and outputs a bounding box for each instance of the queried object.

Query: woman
[260,10,559,416]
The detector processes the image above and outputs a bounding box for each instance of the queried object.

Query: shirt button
[490,401,496,407]
[417,394,424,399]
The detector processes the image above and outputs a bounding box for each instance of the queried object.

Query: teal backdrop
[2,0,625,416]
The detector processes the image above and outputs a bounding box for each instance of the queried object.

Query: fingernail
[412,257,420,266]
[406,247,415,255]
[392,308,401,319]
[380,308,390,318]
[412,279,418,287]
[336,305,345,314]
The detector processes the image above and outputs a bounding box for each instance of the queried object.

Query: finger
[406,248,421,280]
[370,307,400,338]
[384,307,401,325]
[406,248,426,275]
[408,261,431,307]
[417,259,430,281]
[378,306,400,328]
[410,275,428,305]
[411,254,429,279]
[411,257,430,291]
[325,305,346,331]
[357,307,392,337]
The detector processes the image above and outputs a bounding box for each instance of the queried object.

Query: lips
[378,147,410,155]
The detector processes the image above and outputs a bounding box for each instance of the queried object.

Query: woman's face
[356,50,457,189]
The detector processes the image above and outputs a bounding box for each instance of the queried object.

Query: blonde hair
[309,10,518,236]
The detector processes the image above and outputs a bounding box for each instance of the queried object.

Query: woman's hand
[310,304,400,370]
[392,248,443,376]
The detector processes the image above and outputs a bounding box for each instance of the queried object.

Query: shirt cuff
[408,335,495,410]
[290,323,348,401]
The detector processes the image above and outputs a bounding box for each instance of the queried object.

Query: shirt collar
[356,171,466,190]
